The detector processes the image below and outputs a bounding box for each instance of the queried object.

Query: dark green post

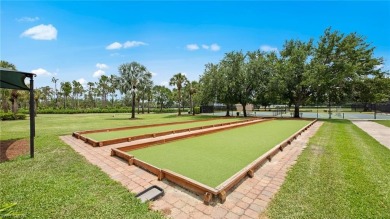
[29,76,35,158]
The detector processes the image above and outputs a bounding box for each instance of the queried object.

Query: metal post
[316,96,318,119]
[29,76,35,158]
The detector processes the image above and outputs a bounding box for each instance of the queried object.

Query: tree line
[1,28,389,118]
[199,28,389,117]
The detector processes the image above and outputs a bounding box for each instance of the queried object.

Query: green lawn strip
[84,118,244,141]
[374,120,390,127]
[1,113,217,218]
[266,120,390,218]
[129,120,311,188]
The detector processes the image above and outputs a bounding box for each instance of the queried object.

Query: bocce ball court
[112,119,316,204]
[73,117,249,146]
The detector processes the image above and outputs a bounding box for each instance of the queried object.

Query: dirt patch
[0,139,29,162]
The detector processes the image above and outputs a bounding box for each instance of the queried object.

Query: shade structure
[0,68,32,90]
[0,68,36,158]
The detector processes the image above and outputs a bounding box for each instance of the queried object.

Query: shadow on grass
[0,138,29,163]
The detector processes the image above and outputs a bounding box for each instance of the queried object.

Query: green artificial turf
[129,120,311,187]
[84,118,244,141]
[266,120,390,218]
[374,120,390,128]
[0,113,215,218]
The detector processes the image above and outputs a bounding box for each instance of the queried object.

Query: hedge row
[0,113,26,121]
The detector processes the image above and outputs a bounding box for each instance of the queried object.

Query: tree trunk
[225,104,230,116]
[294,103,300,118]
[242,103,247,117]
[131,91,136,119]
[142,98,145,114]
[178,89,181,116]
[137,99,140,114]
[160,101,163,112]
[1,98,9,112]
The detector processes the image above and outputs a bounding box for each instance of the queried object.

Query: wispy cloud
[160,81,169,87]
[17,16,39,22]
[210,43,220,51]
[96,63,108,69]
[21,24,57,40]
[106,42,122,50]
[260,45,278,52]
[150,71,157,76]
[186,44,199,51]
[31,68,54,76]
[106,41,147,50]
[188,43,220,51]
[124,41,148,48]
[93,69,105,78]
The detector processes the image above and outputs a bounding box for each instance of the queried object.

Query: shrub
[194,106,200,114]
[0,113,26,121]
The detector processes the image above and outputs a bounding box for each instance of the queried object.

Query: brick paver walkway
[60,121,323,219]
[352,120,390,149]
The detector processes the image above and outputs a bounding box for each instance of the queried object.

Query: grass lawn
[0,113,215,218]
[84,118,244,141]
[266,120,390,218]
[374,120,390,127]
[129,120,312,187]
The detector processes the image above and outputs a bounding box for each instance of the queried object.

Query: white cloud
[106,42,122,50]
[93,69,105,78]
[21,24,57,40]
[106,41,148,50]
[96,63,108,69]
[17,16,39,22]
[210,43,221,51]
[123,41,147,48]
[260,45,278,52]
[31,68,53,76]
[186,44,199,51]
[202,44,209,49]
[150,71,157,76]
[160,81,169,87]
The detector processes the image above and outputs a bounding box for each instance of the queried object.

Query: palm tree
[40,86,53,107]
[169,73,188,116]
[97,75,109,107]
[117,62,152,119]
[72,80,84,109]
[144,80,154,114]
[185,80,198,115]
[87,82,95,107]
[51,77,59,107]
[108,75,117,106]
[60,81,72,109]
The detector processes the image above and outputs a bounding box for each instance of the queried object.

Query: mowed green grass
[84,118,244,141]
[374,120,390,127]
[130,120,311,187]
[0,113,217,218]
[266,120,390,218]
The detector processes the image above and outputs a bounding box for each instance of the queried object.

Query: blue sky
[1,1,390,89]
